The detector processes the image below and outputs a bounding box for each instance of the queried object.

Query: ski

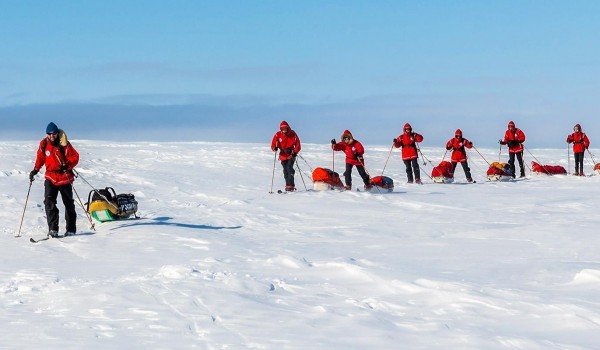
[30,233,76,243]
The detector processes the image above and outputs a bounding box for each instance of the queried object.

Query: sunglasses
[47,132,58,136]
[455,135,461,138]
[342,136,350,140]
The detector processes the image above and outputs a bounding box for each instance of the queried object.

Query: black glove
[331,139,336,145]
[286,147,293,154]
[29,169,38,182]
[59,164,69,173]
[392,138,397,143]
[499,140,506,145]
[273,146,278,152]
[354,152,362,159]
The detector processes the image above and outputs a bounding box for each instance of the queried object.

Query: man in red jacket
[29,122,80,237]
[331,130,371,190]
[393,123,424,184]
[271,120,301,191]
[499,120,526,178]
[446,129,473,182]
[567,123,591,176]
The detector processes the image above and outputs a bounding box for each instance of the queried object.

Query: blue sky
[1,1,599,147]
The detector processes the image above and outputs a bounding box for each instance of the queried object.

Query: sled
[531,161,567,175]
[486,162,513,182]
[594,163,600,175]
[431,161,454,183]
[86,187,138,222]
[367,176,394,193]
[312,167,345,191]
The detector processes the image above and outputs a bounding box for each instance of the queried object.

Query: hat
[404,123,412,130]
[341,130,353,141]
[279,120,290,130]
[508,121,515,128]
[455,129,462,137]
[46,122,59,134]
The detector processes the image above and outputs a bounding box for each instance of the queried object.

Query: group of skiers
[271,120,592,191]
[26,120,591,237]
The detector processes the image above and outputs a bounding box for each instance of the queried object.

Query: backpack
[86,187,138,222]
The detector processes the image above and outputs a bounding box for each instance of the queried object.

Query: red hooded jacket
[566,125,590,153]
[393,123,423,160]
[332,130,365,166]
[34,137,80,186]
[271,121,301,161]
[446,130,473,163]
[501,121,525,154]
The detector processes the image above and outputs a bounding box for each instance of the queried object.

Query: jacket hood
[508,121,515,128]
[455,129,462,137]
[404,123,412,131]
[280,120,290,130]
[341,130,354,141]
[574,123,582,131]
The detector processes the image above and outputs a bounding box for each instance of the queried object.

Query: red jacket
[332,139,365,166]
[567,132,590,153]
[271,129,301,161]
[502,128,525,153]
[393,132,424,160]
[34,138,79,186]
[446,137,472,163]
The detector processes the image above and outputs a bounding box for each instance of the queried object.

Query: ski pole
[441,149,448,162]
[567,143,571,175]
[416,144,434,167]
[269,151,277,194]
[381,144,394,176]
[295,158,308,191]
[498,142,502,162]
[16,180,33,237]
[71,183,96,231]
[471,145,491,166]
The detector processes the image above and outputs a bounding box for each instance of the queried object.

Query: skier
[499,120,526,178]
[393,123,424,184]
[271,120,301,191]
[445,129,473,182]
[331,130,371,190]
[566,123,590,176]
[29,122,80,237]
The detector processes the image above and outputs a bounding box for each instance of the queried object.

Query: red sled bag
[594,163,600,175]
[531,161,567,175]
[432,161,454,183]
[487,162,513,181]
[368,175,394,192]
[312,167,344,190]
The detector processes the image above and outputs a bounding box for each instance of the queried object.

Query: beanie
[46,122,59,134]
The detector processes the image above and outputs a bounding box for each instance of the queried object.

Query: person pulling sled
[29,122,80,237]
[499,120,526,178]
[566,123,590,176]
[331,130,371,190]
[271,120,301,192]
[445,129,473,182]
[393,123,424,184]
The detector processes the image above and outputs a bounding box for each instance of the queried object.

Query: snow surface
[2,141,600,349]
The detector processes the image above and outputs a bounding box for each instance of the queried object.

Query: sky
[1,1,599,147]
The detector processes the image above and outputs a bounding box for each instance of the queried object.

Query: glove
[354,152,361,159]
[331,139,336,145]
[392,138,397,143]
[286,147,293,154]
[273,146,278,152]
[29,169,38,181]
[59,164,69,173]
[507,140,517,148]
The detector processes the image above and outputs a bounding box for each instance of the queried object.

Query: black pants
[44,180,76,233]
[281,157,296,187]
[508,152,525,177]
[574,152,584,174]
[344,163,370,187]
[403,159,421,182]
[451,161,472,179]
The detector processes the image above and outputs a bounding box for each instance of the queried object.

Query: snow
[2,140,600,349]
